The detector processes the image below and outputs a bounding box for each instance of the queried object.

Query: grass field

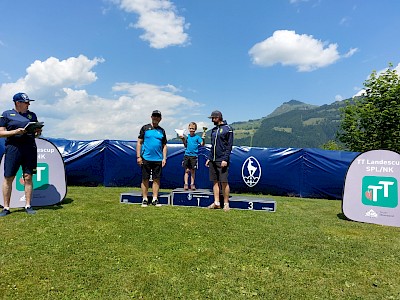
[1,186,399,299]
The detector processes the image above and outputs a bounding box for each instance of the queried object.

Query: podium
[170,189,276,212]
[120,191,170,205]
[171,188,215,207]
[120,189,276,212]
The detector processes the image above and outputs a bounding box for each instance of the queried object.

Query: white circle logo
[241,156,261,187]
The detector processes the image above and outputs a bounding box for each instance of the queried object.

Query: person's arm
[0,126,25,138]
[207,128,214,161]
[162,143,167,167]
[200,135,205,146]
[180,135,187,148]
[136,138,144,165]
[222,126,234,164]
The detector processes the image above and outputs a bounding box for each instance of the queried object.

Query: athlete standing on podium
[206,110,234,211]
[136,110,167,207]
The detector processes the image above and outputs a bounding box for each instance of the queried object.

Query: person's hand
[34,128,42,137]
[162,158,167,167]
[137,157,142,165]
[221,160,228,168]
[14,128,26,135]
[205,159,210,167]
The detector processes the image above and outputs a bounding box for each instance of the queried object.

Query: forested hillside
[169,99,351,149]
[231,99,349,148]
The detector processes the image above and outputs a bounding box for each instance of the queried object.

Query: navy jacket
[208,121,234,162]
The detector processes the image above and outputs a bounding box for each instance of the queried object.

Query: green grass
[1,187,400,299]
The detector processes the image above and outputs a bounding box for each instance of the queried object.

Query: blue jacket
[208,121,234,162]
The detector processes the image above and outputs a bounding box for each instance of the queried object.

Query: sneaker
[207,203,221,209]
[190,184,196,191]
[141,199,148,207]
[223,203,230,212]
[183,184,189,190]
[0,209,11,217]
[25,207,36,215]
[152,199,162,207]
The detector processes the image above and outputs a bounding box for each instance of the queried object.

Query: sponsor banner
[0,138,67,208]
[342,150,400,227]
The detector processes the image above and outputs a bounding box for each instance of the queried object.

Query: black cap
[208,110,222,119]
[152,110,162,117]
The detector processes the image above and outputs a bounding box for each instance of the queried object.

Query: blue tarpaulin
[0,138,359,199]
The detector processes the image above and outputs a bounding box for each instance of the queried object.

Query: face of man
[212,117,220,126]
[16,101,30,113]
[151,114,162,126]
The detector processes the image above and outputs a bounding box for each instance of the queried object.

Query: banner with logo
[342,150,400,227]
[0,138,67,208]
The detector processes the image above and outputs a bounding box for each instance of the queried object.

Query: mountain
[266,99,319,118]
[230,99,349,148]
[169,99,350,148]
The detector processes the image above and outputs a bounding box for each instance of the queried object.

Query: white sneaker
[152,199,162,207]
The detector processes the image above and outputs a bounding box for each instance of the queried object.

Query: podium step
[120,191,170,205]
[171,189,214,207]
[229,196,276,212]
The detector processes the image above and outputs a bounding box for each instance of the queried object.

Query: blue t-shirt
[185,134,203,157]
[0,109,38,146]
[138,124,167,161]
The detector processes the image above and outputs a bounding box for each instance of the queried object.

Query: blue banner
[0,138,359,199]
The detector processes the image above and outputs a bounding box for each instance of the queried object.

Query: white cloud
[343,48,358,58]
[335,95,344,101]
[0,55,105,102]
[249,30,356,72]
[113,0,189,49]
[353,62,400,98]
[42,83,201,140]
[352,89,366,98]
[0,55,204,140]
[339,17,350,26]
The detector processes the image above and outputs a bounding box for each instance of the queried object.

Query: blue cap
[13,93,35,103]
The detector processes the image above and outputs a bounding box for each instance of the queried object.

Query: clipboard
[24,122,44,134]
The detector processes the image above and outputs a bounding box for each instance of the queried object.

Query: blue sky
[1,0,399,140]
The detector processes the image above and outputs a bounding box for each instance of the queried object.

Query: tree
[321,140,343,151]
[337,64,400,152]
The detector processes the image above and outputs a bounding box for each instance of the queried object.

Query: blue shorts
[4,144,37,177]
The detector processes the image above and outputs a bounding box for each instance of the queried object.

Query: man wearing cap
[136,110,168,207]
[0,93,42,216]
[206,110,234,211]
